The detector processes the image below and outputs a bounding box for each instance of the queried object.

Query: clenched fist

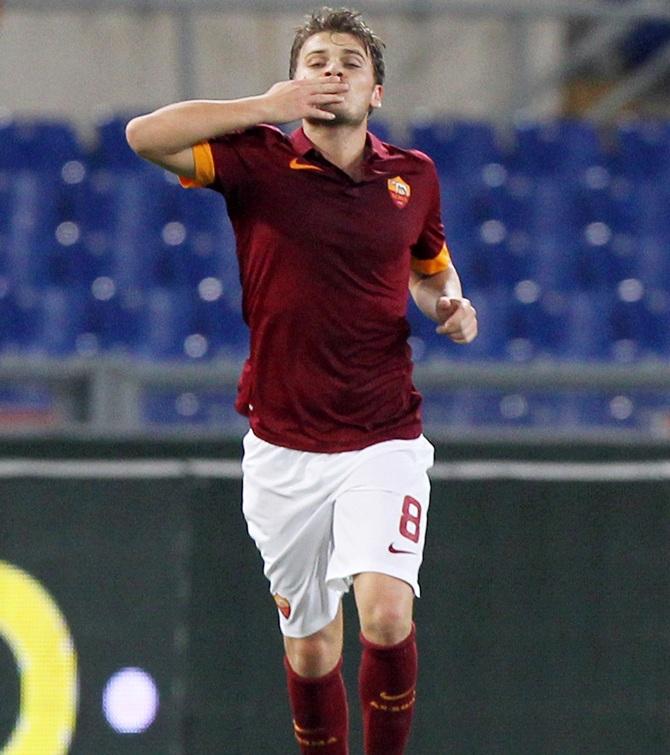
[435,297,478,344]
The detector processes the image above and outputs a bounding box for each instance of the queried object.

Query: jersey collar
[289,126,390,166]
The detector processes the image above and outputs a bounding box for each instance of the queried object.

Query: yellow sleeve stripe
[411,243,451,275]
[178,141,215,189]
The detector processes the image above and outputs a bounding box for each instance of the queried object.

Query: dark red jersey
[180,125,450,452]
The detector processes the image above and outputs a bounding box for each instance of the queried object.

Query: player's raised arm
[409,263,478,344]
[125,77,349,177]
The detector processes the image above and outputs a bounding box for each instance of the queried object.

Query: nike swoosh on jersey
[289,157,324,172]
[388,543,416,555]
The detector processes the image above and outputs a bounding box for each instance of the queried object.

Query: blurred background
[1,2,669,754]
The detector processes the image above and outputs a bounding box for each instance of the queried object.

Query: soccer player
[127,7,477,753]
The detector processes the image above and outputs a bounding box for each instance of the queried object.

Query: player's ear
[370,84,384,109]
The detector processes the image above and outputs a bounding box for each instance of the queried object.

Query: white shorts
[241,430,434,638]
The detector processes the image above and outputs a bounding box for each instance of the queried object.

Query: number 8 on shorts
[399,495,422,544]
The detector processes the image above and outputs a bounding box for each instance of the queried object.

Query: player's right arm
[125,78,348,178]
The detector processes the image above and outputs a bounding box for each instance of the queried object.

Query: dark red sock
[284,656,349,754]
[359,624,418,755]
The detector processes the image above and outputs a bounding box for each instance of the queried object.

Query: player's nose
[324,66,344,79]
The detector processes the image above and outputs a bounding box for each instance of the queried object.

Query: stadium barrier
[0,437,668,754]
[3,356,670,437]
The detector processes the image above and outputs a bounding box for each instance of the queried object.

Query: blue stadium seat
[428,390,585,430]
[91,114,147,171]
[0,284,38,353]
[460,391,535,428]
[175,183,228,232]
[471,173,532,229]
[510,119,605,178]
[142,388,246,428]
[133,285,244,361]
[71,169,117,232]
[451,120,502,179]
[410,120,454,174]
[0,119,82,171]
[2,164,108,289]
[464,226,526,291]
[194,292,248,359]
[151,227,192,288]
[577,240,617,291]
[411,119,502,180]
[528,177,581,241]
[636,236,670,291]
[3,171,60,287]
[86,282,142,354]
[593,179,670,289]
[440,176,476,256]
[134,287,196,360]
[633,181,670,238]
[555,290,613,360]
[17,120,82,170]
[524,237,580,293]
[531,393,584,429]
[70,169,158,288]
[608,281,670,360]
[143,390,210,425]
[421,389,649,432]
[161,180,239,290]
[0,121,20,170]
[175,183,237,262]
[0,171,11,232]
[427,390,577,429]
[470,177,558,291]
[29,286,90,356]
[505,286,567,361]
[601,179,670,239]
[613,120,670,179]
[420,390,473,428]
[586,392,643,430]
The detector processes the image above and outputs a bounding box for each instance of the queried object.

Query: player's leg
[284,604,349,753]
[284,601,344,677]
[241,431,350,753]
[354,573,417,755]
[325,435,434,755]
[354,571,413,645]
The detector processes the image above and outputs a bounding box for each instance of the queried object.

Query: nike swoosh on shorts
[388,543,416,555]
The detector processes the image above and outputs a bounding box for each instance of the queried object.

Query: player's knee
[285,633,341,678]
[360,603,412,646]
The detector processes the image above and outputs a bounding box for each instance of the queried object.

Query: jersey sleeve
[179,142,216,188]
[410,161,452,275]
[178,132,250,192]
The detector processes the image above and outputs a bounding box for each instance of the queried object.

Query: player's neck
[302,120,368,181]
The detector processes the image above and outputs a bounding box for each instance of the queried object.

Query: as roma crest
[273,593,291,619]
[387,176,411,209]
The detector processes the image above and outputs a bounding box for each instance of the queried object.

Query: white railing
[2,355,669,437]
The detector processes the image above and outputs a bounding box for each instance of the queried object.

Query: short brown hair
[289,7,386,85]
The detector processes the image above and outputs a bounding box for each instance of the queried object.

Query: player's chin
[307,106,366,128]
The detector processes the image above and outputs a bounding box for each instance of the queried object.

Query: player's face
[295,31,383,126]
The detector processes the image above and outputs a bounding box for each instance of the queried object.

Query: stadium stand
[1,114,669,428]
